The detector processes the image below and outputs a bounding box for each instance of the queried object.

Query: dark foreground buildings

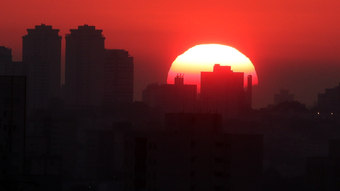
[0,76,26,178]
[4,24,340,191]
[1,24,136,190]
[305,139,340,191]
[126,113,263,191]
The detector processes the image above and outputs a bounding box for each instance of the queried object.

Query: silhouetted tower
[104,49,134,105]
[23,24,61,110]
[246,75,252,108]
[201,64,246,116]
[65,25,105,106]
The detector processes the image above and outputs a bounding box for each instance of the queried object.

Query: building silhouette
[246,75,252,108]
[142,75,197,112]
[328,139,340,190]
[0,76,26,177]
[65,25,105,107]
[125,113,263,191]
[0,46,13,76]
[317,83,340,113]
[305,139,340,190]
[200,64,250,116]
[274,89,295,105]
[23,24,61,111]
[104,49,134,106]
[0,46,25,76]
[4,23,340,191]
[0,46,12,63]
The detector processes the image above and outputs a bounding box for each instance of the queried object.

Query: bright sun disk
[167,44,258,92]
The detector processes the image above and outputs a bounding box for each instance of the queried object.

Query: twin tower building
[22,24,133,111]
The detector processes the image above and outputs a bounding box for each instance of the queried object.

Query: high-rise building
[200,64,248,116]
[23,24,61,111]
[104,49,134,105]
[143,75,197,112]
[65,25,105,106]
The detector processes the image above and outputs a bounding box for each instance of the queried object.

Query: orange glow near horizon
[167,44,258,92]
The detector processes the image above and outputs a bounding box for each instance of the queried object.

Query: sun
[167,44,258,91]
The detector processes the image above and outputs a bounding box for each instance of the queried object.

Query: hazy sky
[1,0,340,107]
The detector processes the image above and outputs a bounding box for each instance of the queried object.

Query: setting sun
[167,44,258,91]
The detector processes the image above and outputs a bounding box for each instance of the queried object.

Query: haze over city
[2,0,340,107]
[2,1,340,191]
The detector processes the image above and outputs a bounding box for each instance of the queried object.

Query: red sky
[1,0,340,107]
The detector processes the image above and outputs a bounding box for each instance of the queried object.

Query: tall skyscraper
[104,49,134,105]
[65,25,105,106]
[23,24,61,111]
[200,64,247,116]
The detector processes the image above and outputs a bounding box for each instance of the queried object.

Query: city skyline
[2,23,340,108]
[2,0,340,107]
[2,17,340,191]
[1,24,135,109]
